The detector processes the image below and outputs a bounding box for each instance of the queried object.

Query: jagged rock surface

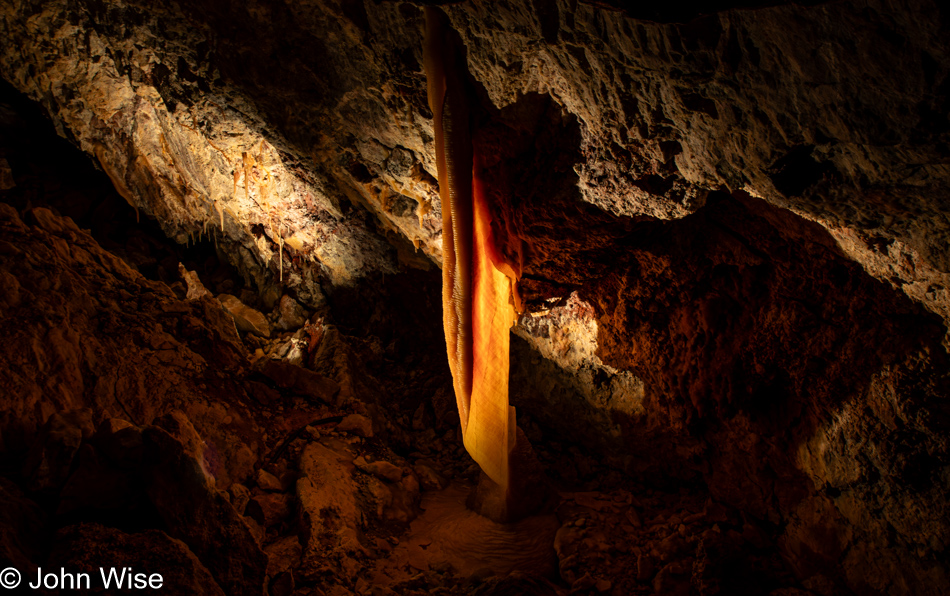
[48,524,228,596]
[0,0,398,298]
[0,202,262,487]
[3,0,947,317]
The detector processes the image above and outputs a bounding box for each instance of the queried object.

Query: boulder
[142,427,267,596]
[259,360,340,403]
[353,456,403,483]
[336,414,373,438]
[218,294,270,338]
[297,442,364,557]
[48,523,226,596]
[276,295,308,331]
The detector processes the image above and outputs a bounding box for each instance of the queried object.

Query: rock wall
[2,0,948,320]
[0,0,399,300]
[0,202,258,484]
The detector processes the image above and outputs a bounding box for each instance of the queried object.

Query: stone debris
[179,263,213,300]
[297,442,366,559]
[354,455,404,483]
[259,359,340,404]
[142,426,268,596]
[264,535,303,580]
[48,524,227,596]
[413,462,448,492]
[228,483,251,516]
[337,413,374,438]
[272,335,308,367]
[276,294,308,331]
[247,492,293,528]
[218,293,271,338]
[256,468,283,492]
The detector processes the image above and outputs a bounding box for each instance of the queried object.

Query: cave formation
[1,0,949,595]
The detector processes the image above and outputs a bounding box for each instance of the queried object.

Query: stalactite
[424,7,519,499]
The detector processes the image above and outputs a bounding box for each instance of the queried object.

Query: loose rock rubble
[0,199,838,596]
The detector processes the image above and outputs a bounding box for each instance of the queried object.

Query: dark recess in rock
[769,145,835,198]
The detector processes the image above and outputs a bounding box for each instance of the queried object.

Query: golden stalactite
[423,7,520,493]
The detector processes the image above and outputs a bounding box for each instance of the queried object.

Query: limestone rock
[0,0,397,292]
[256,469,283,492]
[259,360,340,404]
[413,463,447,492]
[247,492,294,528]
[228,483,251,516]
[48,524,226,596]
[336,414,373,438]
[264,535,303,579]
[269,571,294,596]
[364,475,394,520]
[2,1,950,594]
[354,456,403,483]
[296,442,364,557]
[389,474,421,524]
[218,293,271,338]
[6,0,942,319]
[179,263,212,300]
[142,426,267,596]
[276,295,307,331]
[0,203,253,482]
[154,411,215,480]
[272,335,308,368]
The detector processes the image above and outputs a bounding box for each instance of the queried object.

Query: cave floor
[249,412,800,596]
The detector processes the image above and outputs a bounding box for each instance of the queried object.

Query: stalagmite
[423,8,519,502]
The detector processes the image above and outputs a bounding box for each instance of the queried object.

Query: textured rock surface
[142,426,268,596]
[4,0,947,319]
[48,523,227,596]
[0,202,264,488]
[0,0,398,298]
[0,476,47,574]
[580,193,950,594]
[512,188,950,594]
[219,293,271,337]
[512,293,645,458]
[297,441,365,560]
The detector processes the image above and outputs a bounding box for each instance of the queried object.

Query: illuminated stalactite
[423,8,520,496]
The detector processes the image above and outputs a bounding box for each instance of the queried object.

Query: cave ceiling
[2,0,948,323]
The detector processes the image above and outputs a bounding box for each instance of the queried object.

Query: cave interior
[1,0,949,595]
